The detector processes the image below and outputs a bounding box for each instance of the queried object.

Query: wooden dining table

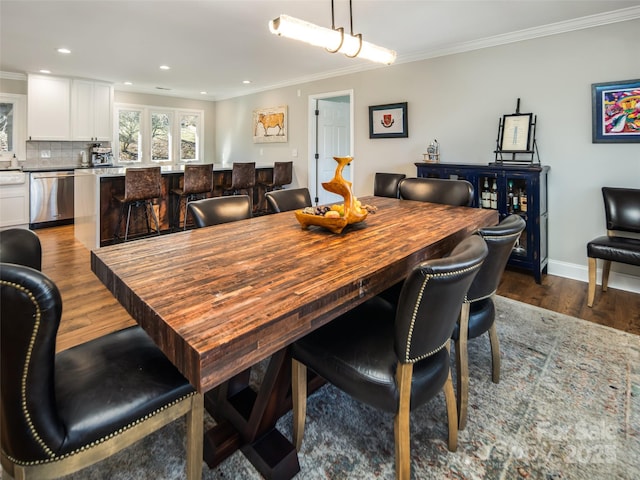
[91,195,497,479]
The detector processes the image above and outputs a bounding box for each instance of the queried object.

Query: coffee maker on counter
[90,143,113,166]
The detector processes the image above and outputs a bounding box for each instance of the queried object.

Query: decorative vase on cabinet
[415,162,549,283]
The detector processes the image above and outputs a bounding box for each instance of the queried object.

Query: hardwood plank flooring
[29,225,639,352]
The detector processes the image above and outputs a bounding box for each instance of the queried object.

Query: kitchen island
[75,163,274,250]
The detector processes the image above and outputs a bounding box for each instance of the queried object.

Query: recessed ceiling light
[200,91,207,95]
[39,69,51,74]
[160,65,170,70]
[242,80,251,84]
[57,48,71,54]
[124,81,133,86]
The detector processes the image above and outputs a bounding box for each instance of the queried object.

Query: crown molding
[396,6,640,65]
[0,71,27,81]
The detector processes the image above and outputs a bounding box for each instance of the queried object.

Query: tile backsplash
[24,141,111,169]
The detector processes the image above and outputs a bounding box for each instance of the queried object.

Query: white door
[308,91,353,206]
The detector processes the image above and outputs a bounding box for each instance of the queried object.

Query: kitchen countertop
[74,163,275,177]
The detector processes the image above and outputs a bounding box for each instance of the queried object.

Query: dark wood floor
[34,225,639,352]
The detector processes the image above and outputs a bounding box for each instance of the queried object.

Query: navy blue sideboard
[415,162,550,283]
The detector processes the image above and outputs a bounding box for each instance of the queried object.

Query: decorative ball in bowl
[294,156,368,234]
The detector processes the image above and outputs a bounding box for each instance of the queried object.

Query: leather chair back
[272,161,293,187]
[602,187,640,233]
[1,264,64,461]
[266,188,312,213]
[0,228,42,271]
[374,173,406,198]
[467,214,526,302]
[183,164,213,195]
[394,235,487,362]
[399,177,474,206]
[187,195,252,227]
[123,167,161,202]
[231,162,256,190]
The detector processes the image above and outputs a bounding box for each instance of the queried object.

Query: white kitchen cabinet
[27,74,71,140]
[0,171,30,228]
[71,80,113,141]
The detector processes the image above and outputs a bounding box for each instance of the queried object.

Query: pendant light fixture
[269,0,396,65]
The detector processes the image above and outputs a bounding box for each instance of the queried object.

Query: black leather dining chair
[0,263,204,480]
[290,235,487,480]
[0,228,42,270]
[587,187,640,307]
[399,177,474,206]
[187,195,252,227]
[265,187,312,213]
[451,214,526,429]
[374,172,406,198]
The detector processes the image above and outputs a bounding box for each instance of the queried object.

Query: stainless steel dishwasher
[29,171,74,228]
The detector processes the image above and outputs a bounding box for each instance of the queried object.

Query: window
[114,104,203,164]
[118,108,142,162]
[180,113,199,162]
[151,111,172,161]
[0,93,27,162]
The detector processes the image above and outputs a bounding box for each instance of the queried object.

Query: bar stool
[113,166,162,242]
[223,162,256,210]
[171,164,213,230]
[262,161,293,192]
[259,161,293,213]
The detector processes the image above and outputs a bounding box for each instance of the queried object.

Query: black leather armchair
[451,214,526,429]
[290,235,487,480]
[587,187,640,307]
[399,177,474,206]
[374,172,406,198]
[187,195,252,227]
[0,264,203,479]
[0,228,42,270]
[265,187,312,213]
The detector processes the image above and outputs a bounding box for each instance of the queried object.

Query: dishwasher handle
[30,172,75,179]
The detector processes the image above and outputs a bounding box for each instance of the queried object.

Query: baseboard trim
[548,259,640,294]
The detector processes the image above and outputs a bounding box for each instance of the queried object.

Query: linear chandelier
[268,0,396,65]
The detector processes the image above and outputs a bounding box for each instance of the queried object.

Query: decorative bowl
[294,156,368,234]
[294,210,367,234]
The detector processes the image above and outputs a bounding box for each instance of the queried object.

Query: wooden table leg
[203,349,300,480]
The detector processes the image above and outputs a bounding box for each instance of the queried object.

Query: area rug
[4,297,638,479]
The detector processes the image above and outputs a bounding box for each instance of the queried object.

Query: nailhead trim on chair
[1,279,197,467]
[5,392,196,467]
[1,280,55,459]
[404,265,482,363]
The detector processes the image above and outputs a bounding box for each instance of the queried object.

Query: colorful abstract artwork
[591,79,640,143]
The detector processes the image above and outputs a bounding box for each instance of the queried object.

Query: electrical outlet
[40,150,51,158]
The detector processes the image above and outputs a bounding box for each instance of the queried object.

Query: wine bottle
[507,181,514,213]
[482,178,490,208]
[490,179,498,209]
[520,188,527,213]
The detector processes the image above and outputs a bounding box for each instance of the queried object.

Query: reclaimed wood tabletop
[92,196,497,393]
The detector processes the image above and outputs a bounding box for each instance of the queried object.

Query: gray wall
[214,19,640,291]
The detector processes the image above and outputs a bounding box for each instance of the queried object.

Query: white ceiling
[1,1,639,101]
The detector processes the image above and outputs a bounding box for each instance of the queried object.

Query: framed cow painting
[253,105,288,143]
